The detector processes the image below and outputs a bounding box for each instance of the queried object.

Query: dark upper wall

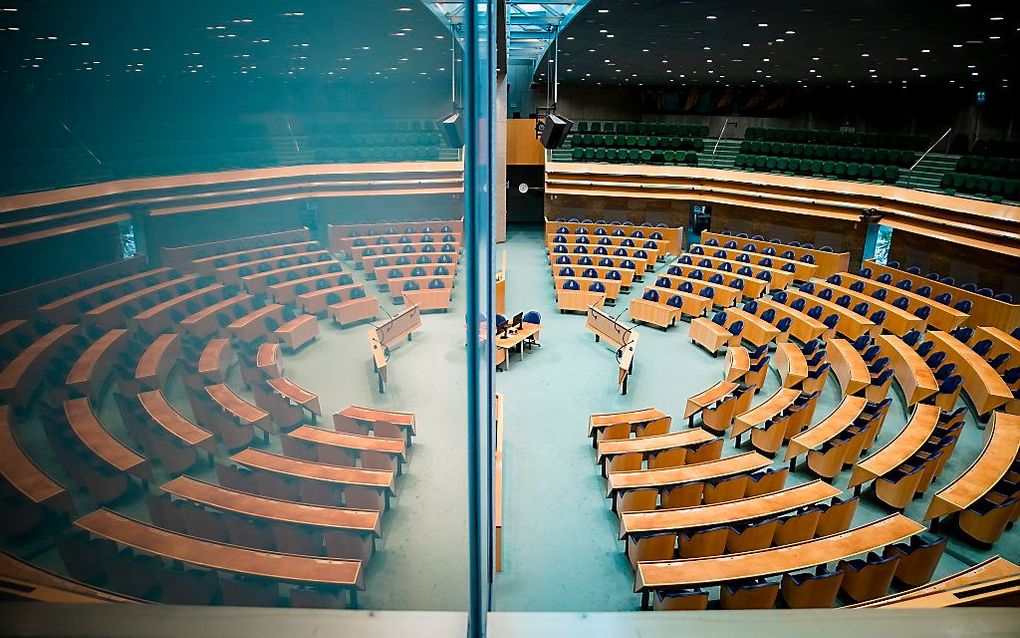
[548,83,1019,150]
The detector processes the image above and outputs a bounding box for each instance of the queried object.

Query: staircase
[900,152,958,192]
[699,138,741,170]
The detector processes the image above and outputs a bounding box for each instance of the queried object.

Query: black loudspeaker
[439,112,465,149]
[540,113,574,149]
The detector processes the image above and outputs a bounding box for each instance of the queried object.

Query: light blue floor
[1,223,1016,613]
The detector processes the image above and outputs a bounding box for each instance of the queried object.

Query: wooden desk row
[804,279,926,336]
[357,250,460,272]
[0,324,80,411]
[550,244,652,272]
[690,243,817,281]
[337,231,463,255]
[702,231,850,278]
[926,330,1012,416]
[162,227,310,273]
[85,274,200,331]
[190,240,320,277]
[678,254,793,290]
[863,259,1020,331]
[329,219,463,253]
[39,266,176,325]
[836,271,967,332]
[546,218,682,256]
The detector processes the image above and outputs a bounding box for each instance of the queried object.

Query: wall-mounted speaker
[540,113,574,149]
[439,112,465,149]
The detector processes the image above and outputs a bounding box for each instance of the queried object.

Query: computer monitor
[511,312,523,328]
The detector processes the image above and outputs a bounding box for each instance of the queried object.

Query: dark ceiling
[0,1,452,87]
[543,0,1020,89]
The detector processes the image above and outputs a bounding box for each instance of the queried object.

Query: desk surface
[0,404,68,507]
[495,323,541,350]
[589,407,669,436]
[849,403,941,488]
[684,381,739,419]
[268,377,318,407]
[839,272,966,331]
[635,513,924,591]
[135,333,179,381]
[724,347,751,382]
[205,383,269,425]
[878,334,939,406]
[162,475,381,535]
[64,397,147,475]
[620,480,841,539]
[828,338,871,395]
[75,509,364,589]
[596,428,717,463]
[137,390,214,448]
[231,448,395,494]
[787,395,869,460]
[775,342,808,387]
[197,338,231,376]
[926,330,1013,415]
[289,425,406,458]
[925,411,1020,520]
[0,324,79,391]
[66,328,128,388]
[339,405,416,429]
[732,388,801,438]
[606,451,771,497]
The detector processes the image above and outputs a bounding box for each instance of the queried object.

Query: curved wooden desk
[974,326,1020,373]
[74,509,365,592]
[0,324,79,410]
[925,411,1020,521]
[230,448,395,511]
[606,451,771,499]
[724,346,750,382]
[267,377,322,416]
[161,475,381,537]
[775,342,808,388]
[256,342,282,378]
[40,267,174,325]
[662,261,766,297]
[335,405,417,445]
[66,328,128,401]
[215,249,331,286]
[848,403,941,489]
[754,298,827,343]
[787,395,869,461]
[808,280,926,336]
[878,334,938,406]
[784,290,876,340]
[634,513,925,597]
[684,254,792,290]
[731,388,801,439]
[543,219,682,255]
[0,551,136,603]
[926,330,1013,415]
[684,381,738,420]
[620,480,840,541]
[863,260,1020,331]
[189,240,318,276]
[227,304,285,343]
[725,307,782,347]
[197,338,234,385]
[85,275,198,330]
[702,231,850,278]
[132,283,224,335]
[135,333,179,392]
[286,425,406,472]
[588,407,668,444]
[0,404,74,515]
[691,243,816,281]
[64,397,151,480]
[596,429,717,469]
[206,383,272,433]
[653,272,740,306]
[137,389,215,452]
[838,272,966,332]
[829,338,871,395]
[180,294,254,339]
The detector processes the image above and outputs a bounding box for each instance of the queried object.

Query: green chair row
[733,154,900,183]
[744,127,927,150]
[316,132,445,148]
[739,140,916,167]
[569,134,704,152]
[568,147,699,166]
[955,155,1020,178]
[575,121,709,137]
[940,171,1020,199]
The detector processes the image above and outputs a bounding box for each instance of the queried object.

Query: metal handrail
[711,119,734,168]
[905,127,952,188]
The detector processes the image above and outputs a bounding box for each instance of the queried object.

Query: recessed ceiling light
[642,48,649,52]
[598,8,609,13]
[953,43,963,48]
[757,23,768,27]
[785,30,795,34]
[990,16,1004,21]
[861,53,870,57]
[742,42,750,47]
[955,2,971,6]
[921,49,931,53]
[706,15,717,20]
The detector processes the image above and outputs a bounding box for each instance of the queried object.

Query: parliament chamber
[0,1,1017,637]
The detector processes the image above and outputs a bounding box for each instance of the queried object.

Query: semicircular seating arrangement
[0,225,455,608]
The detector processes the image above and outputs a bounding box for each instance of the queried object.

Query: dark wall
[0,223,123,295]
[888,230,1020,297]
[507,166,544,224]
[545,192,689,229]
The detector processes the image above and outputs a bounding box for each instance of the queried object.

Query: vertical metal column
[463,2,495,637]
